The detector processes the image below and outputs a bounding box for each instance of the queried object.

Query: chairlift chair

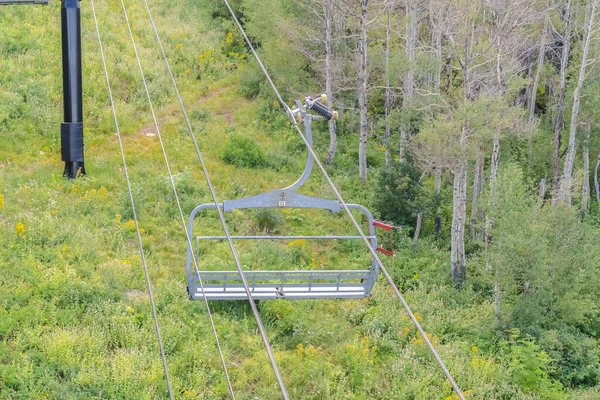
[186,95,380,300]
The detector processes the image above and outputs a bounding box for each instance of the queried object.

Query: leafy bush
[221,134,267,168]
[253,208,283,233]
[539,328,600,388]
[238,62,264,99]
[501,329,564,398]
[372,160,425,231]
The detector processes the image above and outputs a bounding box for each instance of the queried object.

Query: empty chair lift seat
[186,96,379,300]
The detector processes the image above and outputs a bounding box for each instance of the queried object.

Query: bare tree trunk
[470,157,484,239]
[528,16,547,123]
[487,134,501,319]
[431,12,442,94]
[494,278,501,324]
[528,15,548,162]
[358,0,369,182]
[553,0,572,191]
[339,97,346,134]
[349,98,355,133]
[384,9,391,168]
[595,148,600,205]
[558,0,596,204]
[524,60,534,109]
[413,212,422,247]
[539,177,547,199]
[451,158,468,287]
[444,55,452,94]
[324,0,337,164]
[434,164,442,235]
[400,0,418,162]
[582,124,591,212]
[490,136,500,193]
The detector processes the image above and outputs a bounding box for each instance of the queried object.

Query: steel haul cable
[118,0,235,397]
[221,0,466,398]
[139,0,290,398]
[89,0,174,398]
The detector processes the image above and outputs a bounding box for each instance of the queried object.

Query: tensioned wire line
[118,1,235,398]
[139,0,290,398]
[89,1,174,399]
[221,0,466,398]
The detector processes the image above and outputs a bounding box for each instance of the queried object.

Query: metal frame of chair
[186,96,379,300]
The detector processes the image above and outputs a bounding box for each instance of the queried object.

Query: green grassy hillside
[1,1,599,399]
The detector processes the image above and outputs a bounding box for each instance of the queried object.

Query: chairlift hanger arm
[290,94,338,123]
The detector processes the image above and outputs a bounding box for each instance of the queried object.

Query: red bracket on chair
[371,220,395,256]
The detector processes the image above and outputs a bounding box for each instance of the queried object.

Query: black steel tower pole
[61,0,85,178]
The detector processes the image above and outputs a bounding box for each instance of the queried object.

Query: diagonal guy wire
[89,1,174,398]
[118,0,235,397]
[139,0,290,398]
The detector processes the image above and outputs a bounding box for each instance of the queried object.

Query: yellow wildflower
[123,220,136,232]
[0,194,3,209]
[414,312,423,323]
[15,221,25,237]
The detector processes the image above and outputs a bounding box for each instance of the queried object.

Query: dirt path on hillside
[138,86,232,137]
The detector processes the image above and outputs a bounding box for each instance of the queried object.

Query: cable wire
[139,0,289,398]
[89,1,174,398]
[221,0,465,398]
[118,1,235,397]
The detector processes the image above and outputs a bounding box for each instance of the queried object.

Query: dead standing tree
[557,0,599,204]
[334,0,387,181]
[421,0,539,288]
[290,0,341,163]
[552,0,573,191]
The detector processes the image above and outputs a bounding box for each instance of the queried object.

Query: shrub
[253,208,283,233]
[501,329,564,397]
[238,63,264,99]
[221,134,267,168]
[539,328,600,388]
[372,160,425,231]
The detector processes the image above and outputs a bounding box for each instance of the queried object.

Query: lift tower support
[60,0,85,178]
[0,0,85,178]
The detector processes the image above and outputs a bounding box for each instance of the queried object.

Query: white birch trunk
[528,16,548,123]
[451,158,468,287]
[413,212,423,247]
[558,0,596,203]
[432,15,442,94]
[435,164,442,235]
[470,157,484,240]
[384,9,391,168]
[582,124,591,212]
[400,0,418,162]
[595,149,600,204]
[553,0,572,190]
[539,178,547,200]
[358,0,369,182]
[528,16,548,162]
[451,122,469,287]
[324,0,337,164]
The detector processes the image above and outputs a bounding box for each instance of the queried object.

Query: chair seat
[189,269,373,300]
